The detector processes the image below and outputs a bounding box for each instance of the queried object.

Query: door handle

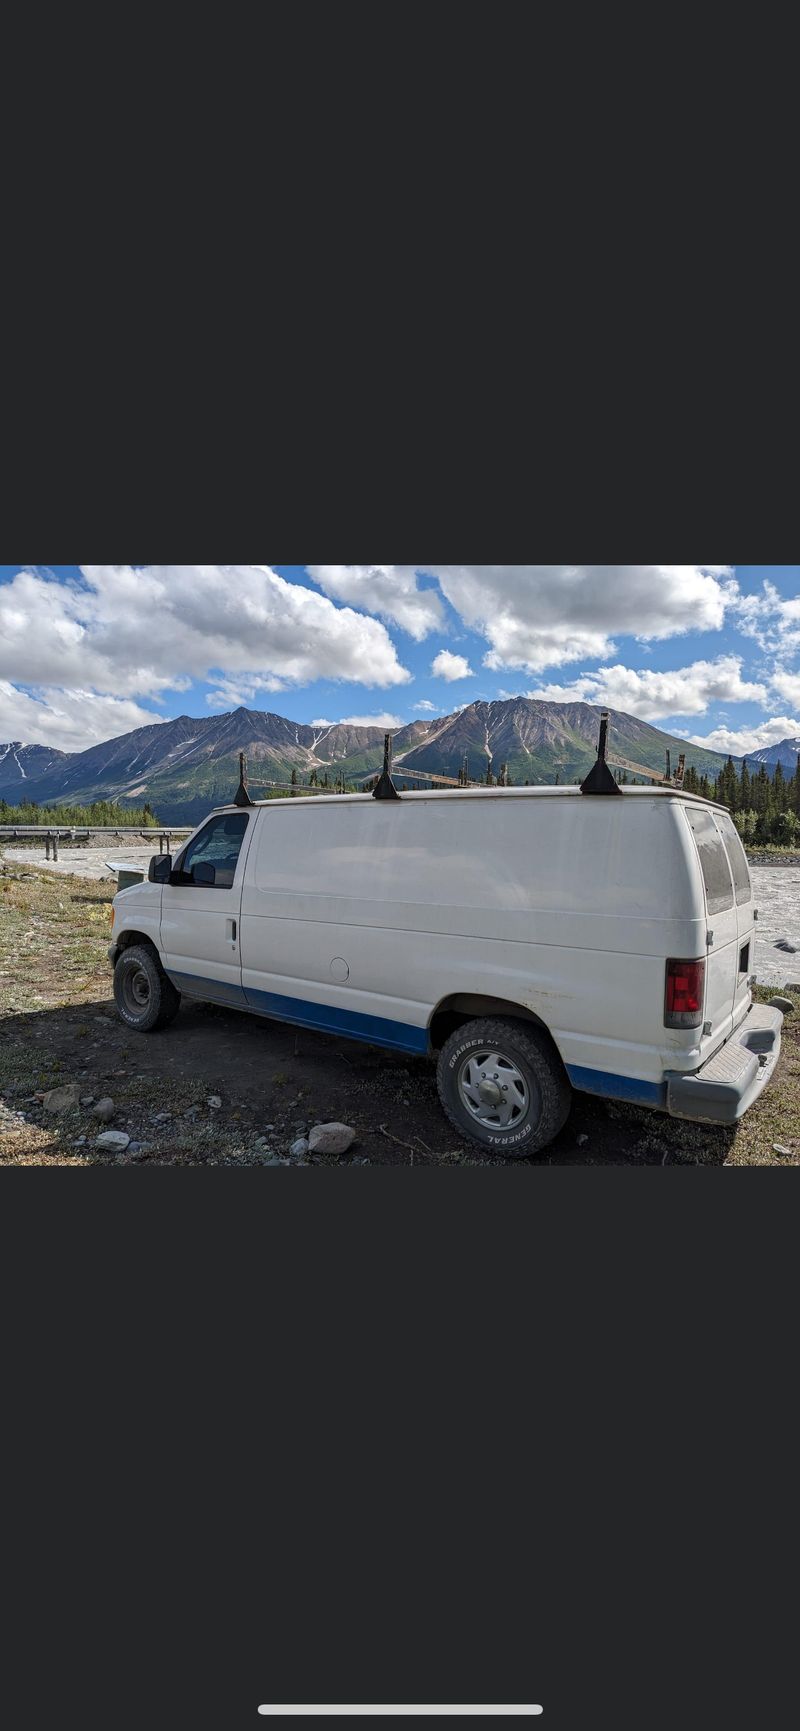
[227,918,237,942]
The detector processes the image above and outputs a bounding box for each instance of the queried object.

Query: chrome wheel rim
[122,966,151,1015]
[457,1048,530,1128]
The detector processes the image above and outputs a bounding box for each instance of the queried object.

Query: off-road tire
[113,944,181,1033]
[436,1016,572,1156]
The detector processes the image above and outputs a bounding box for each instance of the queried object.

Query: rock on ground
[91,1097,115,1122]
[43,1083,81,1113]
[308,1122,355,1155]
[96,1130,130,1151]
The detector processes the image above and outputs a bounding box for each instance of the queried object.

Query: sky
[1,563,800,756]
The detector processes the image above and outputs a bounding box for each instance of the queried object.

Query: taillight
[665,957,705,1028]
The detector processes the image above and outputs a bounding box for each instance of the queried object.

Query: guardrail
[0,825,192,862]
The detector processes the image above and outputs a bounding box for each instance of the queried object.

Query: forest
[0,799,160,828]
[679,757,800,848]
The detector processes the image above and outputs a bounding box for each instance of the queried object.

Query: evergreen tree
[739,759,750,808]
[753,763,769,815]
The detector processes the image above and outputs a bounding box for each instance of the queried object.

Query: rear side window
[685,808,734,914]
[715,812,753,904]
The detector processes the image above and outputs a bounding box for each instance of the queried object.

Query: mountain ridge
[0,698,736,822]
[748,735,800,772]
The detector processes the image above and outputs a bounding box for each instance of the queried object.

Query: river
[750,865,800,985]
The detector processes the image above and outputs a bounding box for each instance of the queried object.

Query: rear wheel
[114,944,181,1033]
[436,1017,571,1156]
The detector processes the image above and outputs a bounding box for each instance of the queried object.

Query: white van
[108,782,782,1155]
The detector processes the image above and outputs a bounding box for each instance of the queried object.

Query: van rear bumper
[665,1003,783,1124]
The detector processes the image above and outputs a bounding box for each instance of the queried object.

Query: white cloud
[205,675,287,710]
[422,565,733,672]
[526,656,767,720]
[310,712,403,730]
[336,712,403,729]
[0,565,412,700]
[412,700,439,712]
[0,681,165,753]
[769,669,800,711]
[308,565,445,641]
[688,716,800,755]
[431,650,475,681]
[728,576,800,655]
[319,565,734,672]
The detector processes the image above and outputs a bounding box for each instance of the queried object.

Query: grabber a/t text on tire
[436,1016,572,1155]
[113,944,181,1033]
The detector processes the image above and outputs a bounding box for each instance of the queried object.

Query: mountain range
[748,736,800,772]
[0,698,747,823]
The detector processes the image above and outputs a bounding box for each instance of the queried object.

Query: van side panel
[239,797,707,1083]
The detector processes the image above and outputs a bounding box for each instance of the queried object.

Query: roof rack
[580,711,622,796]
[233,750,256,807]
[372,733,401,800]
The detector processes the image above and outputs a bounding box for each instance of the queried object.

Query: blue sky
[1,563,800,755]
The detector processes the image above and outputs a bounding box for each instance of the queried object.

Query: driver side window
[173,813,249,888]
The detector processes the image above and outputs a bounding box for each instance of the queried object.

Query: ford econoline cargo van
[108,785,782,1154]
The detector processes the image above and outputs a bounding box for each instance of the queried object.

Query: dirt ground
[1,859,798,1166]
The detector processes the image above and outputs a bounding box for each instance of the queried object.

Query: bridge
[0,825,192,861]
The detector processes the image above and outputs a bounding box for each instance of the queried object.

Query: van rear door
[683,806,738,1045]
[715,810,755,1022]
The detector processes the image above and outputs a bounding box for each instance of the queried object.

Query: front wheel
[113,944,181,1032]
[436,1017,571,1156]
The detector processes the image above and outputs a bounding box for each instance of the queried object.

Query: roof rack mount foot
[580,710,622,796]
[373,733,401,800]
[233,750,256,807]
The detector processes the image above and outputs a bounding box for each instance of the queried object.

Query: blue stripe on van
[170,969,428,1054]
[244,988,429,1053]
[566,1064,665,1108]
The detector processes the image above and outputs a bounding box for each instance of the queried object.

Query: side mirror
[148,853,173,883]
[192,861,216,886]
